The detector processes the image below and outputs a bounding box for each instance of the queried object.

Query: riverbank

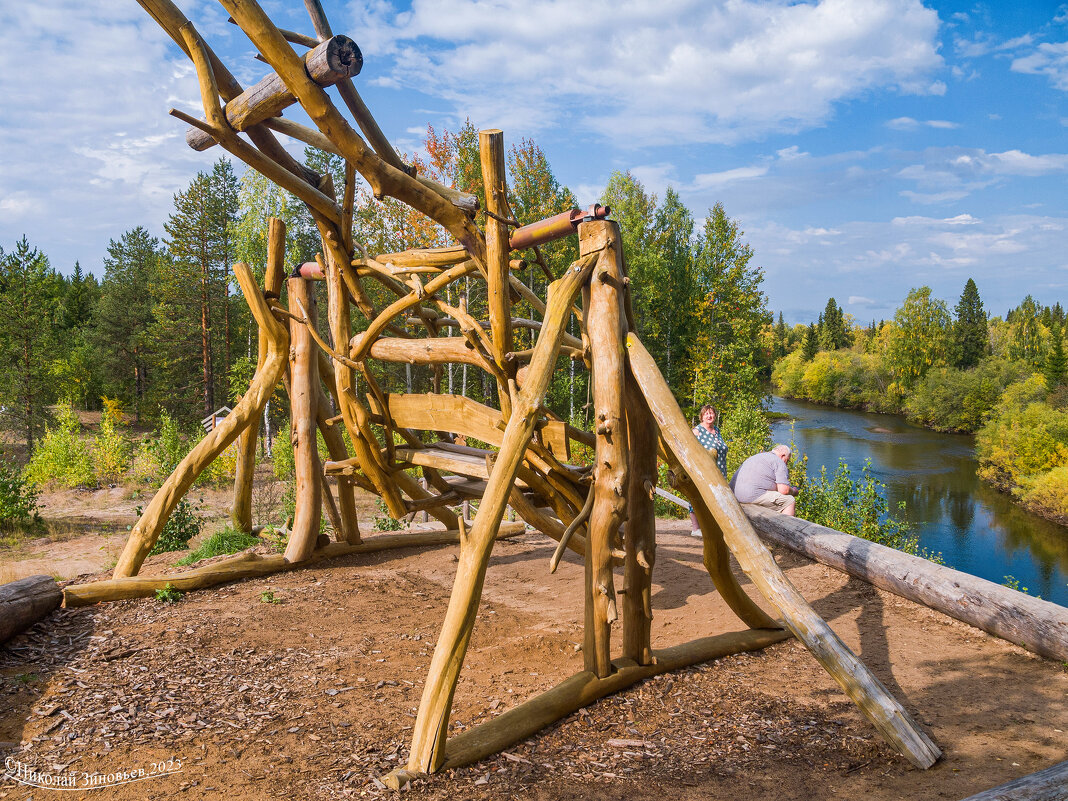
[770,369,1068,530]
[770,396,1068,607]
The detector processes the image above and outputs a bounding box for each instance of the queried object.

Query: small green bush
[25,405,95,488]
[791,455,937,560]
[0,453,41,531]
[93,406,131,483]
[175,526,259,565]
[718,399,772,476]
[373,498,403,531]
[154,583,182,603]
[144,498,202,555]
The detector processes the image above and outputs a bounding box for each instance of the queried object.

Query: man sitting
[728,444,799,516]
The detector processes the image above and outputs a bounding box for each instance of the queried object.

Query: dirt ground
[1,500,1066,800]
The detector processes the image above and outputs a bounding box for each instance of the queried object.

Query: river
[769,395,1068,607]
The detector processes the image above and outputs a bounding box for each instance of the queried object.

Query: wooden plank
[957,760,1068,800]
[745,506,1068,662]
[0,576,62,644]
[394,447,491,479]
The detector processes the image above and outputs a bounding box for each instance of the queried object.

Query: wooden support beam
[622,373,657,665]
[581,220,625,678]
[114,262,289,578]
[68,525,527,607]
[0,575,62,644]
[186,35,362,150]
[745,506,1068,662]
[627,331,941,770]
[232,217,287,533]
[405,252,598,776]
[284,277,323,563]
[479,129,514,398]
[390,627,792,785]
[956,760,1068,801]
[315,350,360,544]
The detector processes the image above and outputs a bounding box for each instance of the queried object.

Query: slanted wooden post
[232,217,287,532]
[581,220,626,678]
[284,277,323,563]
[399,253,597,781]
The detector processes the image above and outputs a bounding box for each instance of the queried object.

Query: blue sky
[2,0,1067,324]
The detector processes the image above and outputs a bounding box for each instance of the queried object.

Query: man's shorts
[750,490,793,512]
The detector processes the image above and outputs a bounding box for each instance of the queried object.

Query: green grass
[154,583,182,603]
[175,526,259,566]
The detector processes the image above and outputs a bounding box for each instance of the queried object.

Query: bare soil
[1,496,1066,801]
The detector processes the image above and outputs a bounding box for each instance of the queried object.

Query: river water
[769,395,1068,607]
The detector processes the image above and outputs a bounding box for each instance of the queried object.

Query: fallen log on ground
[744,506,1068,662]
[1,575,62,644]
[63,524,525,608]
[957,758,1068,800]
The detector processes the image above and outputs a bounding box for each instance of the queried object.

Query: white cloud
[848,295,877,305]
[893,147,1068,204]
[886,117,959,130]
[353,0,943,146]
[693,166,768,189]
[1012,41,1068,90]
[892,213,981,226]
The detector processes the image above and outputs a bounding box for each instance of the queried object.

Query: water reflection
[770,396,1068,606]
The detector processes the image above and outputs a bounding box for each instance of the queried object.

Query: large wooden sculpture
[95,0,941,784]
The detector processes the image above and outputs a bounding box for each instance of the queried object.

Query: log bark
[68,525,525,607]
[284,277,323,563]
[956,759,1068,801]
[627,331,941,770]
[114,262,289,578]
[232,217,287,532]
[622,373,657,665]
[405,252,598,776]
[745,506,1068,662]
[479,129,514,393]
[582,220,626,677]
[0,575,62,644]
[186,35,362,150]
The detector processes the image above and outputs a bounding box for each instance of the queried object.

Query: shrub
[131,410,188,485]
[790,455,934,559]
[93,403,131,483]
[719,398,772,476]
[905,359,1027,433]
[373,498,403,531]
[25,404,95,488]
[144,498,202,555]
[1014,464,1068,522]
[0,453,41,531]
[976,375,1068,489]
[176,526,259,565]
[154,583,182,603]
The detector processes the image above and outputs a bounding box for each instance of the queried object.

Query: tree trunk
[0,575,62,644]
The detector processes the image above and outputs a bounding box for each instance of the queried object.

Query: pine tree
[0,237,60,454]
[774,312,788,358]
[802,323,819,361]
[159,162,239,419]
[1044,323,1066,388]
[817,297,849,350]
[95,227,162,423]
[952,278,988,369]
[686,203,771,413]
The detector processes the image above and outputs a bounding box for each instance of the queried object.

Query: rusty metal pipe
[508,204,610,251]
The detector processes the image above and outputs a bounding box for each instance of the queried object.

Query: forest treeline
[771,284,1068,523]
[0,122,774,468]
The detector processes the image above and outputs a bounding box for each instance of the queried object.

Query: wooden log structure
[745,506,1068,662]
[115,0,954,788]
[0,575,62,644]
[956,759,1068,801]
[186,34,362,150]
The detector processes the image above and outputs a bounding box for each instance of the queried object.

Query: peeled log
[0,575,62,644]
[186,35,362,151]
[957,759,1068,801]
[745,506,1068,662]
